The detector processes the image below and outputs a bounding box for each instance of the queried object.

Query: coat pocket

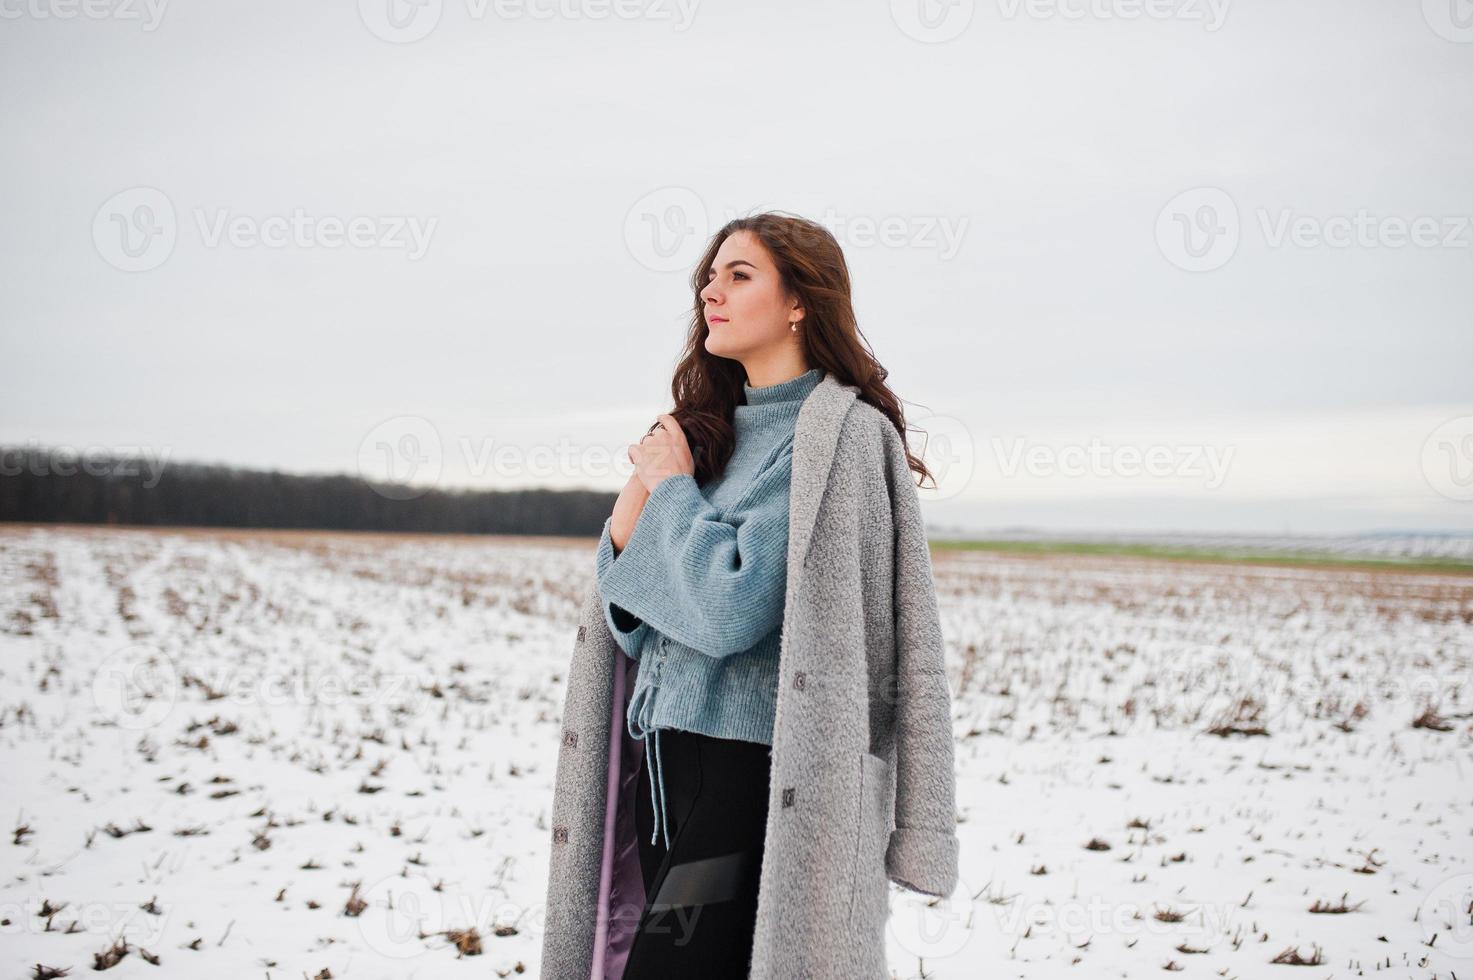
[848,750,895,930]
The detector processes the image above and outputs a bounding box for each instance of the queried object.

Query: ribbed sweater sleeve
[595,516,650,660]
[595,454,793,658]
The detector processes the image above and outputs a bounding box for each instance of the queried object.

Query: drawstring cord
[629,664,672,849]
[650,730,670,848]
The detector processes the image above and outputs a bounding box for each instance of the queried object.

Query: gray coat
[538,370,960,979]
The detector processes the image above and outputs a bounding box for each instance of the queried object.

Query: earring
[790,322,798,332]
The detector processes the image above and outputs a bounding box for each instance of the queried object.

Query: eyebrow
[709,259,758,274]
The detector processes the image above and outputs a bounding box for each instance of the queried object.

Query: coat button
[794,671,806,690]
[576,625,586,643]
[563,730,578,748]
[781,787,795,808]
[553,826,569,843]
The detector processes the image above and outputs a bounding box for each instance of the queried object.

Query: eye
[732,271,749,280]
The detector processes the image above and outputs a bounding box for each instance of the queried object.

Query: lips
[708,316,728,325]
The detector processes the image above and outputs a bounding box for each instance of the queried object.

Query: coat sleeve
[594,456,793,658]
[880,424,961,898]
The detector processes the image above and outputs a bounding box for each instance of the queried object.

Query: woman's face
[700,230,803,361]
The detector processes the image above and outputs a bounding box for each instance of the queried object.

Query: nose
[701,279,722,305]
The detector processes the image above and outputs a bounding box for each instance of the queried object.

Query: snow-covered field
[1,524,1469,979]
[941,529,1473,565]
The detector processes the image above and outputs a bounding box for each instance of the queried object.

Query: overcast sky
[2,0,1470,535]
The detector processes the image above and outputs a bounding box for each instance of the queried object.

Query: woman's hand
[607,472,649,554]
[628,413,695,496]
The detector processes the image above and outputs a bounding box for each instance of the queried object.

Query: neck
[741,366,823,408]
[742,358,812,389]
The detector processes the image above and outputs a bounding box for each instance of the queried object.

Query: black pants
[623,728,772,978]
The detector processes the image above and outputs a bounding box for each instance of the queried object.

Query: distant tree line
[0,446,616,536]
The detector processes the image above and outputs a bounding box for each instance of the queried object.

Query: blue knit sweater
[594,366,823,850]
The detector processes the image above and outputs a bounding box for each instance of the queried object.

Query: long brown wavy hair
[648,211,935,491]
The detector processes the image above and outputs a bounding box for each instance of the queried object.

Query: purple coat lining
[590,653,647,979]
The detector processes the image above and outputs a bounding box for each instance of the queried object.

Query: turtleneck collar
[742,367,824,407]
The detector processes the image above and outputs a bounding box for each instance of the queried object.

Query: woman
[541,212,960,980]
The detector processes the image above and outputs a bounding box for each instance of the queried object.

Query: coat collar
[786,370,859,585]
